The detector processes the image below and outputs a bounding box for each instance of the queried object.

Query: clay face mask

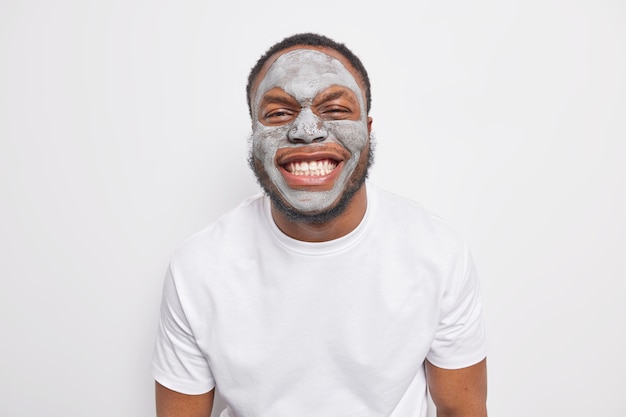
[250,49,370,215]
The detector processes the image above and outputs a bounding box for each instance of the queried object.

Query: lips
[275,144,350,189]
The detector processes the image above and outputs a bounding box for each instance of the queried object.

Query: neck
[271,185,368,242]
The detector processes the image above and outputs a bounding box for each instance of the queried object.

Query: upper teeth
[287,160,337,176]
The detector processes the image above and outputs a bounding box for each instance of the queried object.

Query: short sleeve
[152,264,215,394]
[426,244,487,369]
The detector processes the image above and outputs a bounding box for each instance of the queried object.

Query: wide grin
[273,143,351,190]
[284,159,338,176]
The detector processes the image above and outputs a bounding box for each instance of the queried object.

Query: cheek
[252,124,290,162]
[328,121,369,153]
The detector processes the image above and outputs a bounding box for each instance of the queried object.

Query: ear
[367,116,373,134]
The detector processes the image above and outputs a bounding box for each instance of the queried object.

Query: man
[153,33,487,417]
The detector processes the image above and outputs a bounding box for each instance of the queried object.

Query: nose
[287,108,328,144]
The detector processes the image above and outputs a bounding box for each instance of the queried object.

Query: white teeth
[287,160,337,176]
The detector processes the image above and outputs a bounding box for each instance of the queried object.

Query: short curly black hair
[246,33,371,118]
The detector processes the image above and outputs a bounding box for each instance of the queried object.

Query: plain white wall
[1,0,624,416]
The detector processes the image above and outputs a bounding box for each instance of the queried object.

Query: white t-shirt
[153,183,487,417]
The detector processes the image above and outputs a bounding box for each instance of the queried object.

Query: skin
[155,382,213,417]
[155,45,488,416]
[249,46,373,241]
[426,359,488,417]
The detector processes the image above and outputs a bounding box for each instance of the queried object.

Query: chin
[268,189,356,225]
[251,161,370,225]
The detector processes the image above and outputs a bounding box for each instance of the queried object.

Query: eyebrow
[314,88,359,106]
[259,93,299,107]
[316,89,348,102]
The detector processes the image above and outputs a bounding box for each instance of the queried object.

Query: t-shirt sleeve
[152,264,215,394]
[426,243,487,369]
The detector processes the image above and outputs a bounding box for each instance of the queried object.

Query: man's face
[249,47,372,221]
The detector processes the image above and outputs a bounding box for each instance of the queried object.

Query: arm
[156,381,214,417]
[425,358,488,417]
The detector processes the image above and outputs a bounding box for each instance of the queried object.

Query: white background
[1,0,624,416]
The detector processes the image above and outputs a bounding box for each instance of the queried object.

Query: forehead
[251,46,366,105]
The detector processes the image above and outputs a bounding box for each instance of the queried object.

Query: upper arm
[425,358,488,417]
[156,381,214,417]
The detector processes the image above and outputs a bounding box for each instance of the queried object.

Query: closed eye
[258,88,301,126]
[264,108,297,124]
[313,86,361,121]
[319,105,352,120]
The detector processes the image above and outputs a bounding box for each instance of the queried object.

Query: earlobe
[367,116,373,134]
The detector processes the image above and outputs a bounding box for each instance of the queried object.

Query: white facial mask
[251,49,369,214]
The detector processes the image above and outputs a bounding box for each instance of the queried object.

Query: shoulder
[367,184,473,289]
[370,184,466,249]
[170,192,267,271]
